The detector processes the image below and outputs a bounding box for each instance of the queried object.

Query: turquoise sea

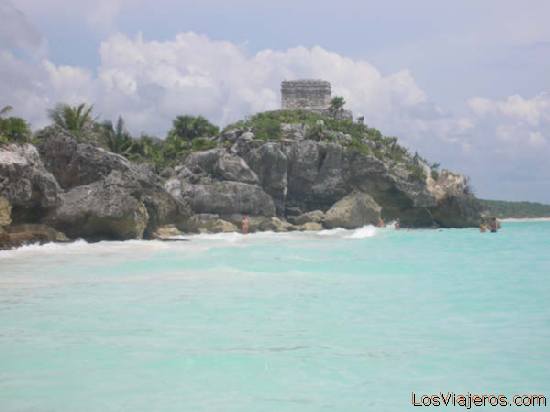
[0,221,549,411]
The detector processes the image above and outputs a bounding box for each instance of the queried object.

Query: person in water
[489,217,500,233]
[479,223,488,233]
[395,218,400,230]
[241,214,250,235]
[377,217,385,228]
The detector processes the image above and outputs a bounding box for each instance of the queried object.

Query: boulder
[0,224,68,250]
[152,225,183,239]
[47,171,149,240]
[290,210,325,225]
[299,222,323,231]
[0,143,60,222]
[0,196,11,227]
[180,214,237,234]
[431,195,482,228]
[324,192,381,229]
[256,217,294,232]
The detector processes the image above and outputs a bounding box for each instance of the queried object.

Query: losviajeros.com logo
[411,392,546,408]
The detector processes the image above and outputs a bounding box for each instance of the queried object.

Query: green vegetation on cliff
[224,110,431,181]
[0,105,31,144]
[2,103,434,183]
[480,199,550,218]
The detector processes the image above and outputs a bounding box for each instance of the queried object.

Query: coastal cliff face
[166,125,481,231]
[0,113,482,248]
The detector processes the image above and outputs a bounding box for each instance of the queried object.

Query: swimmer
[241,214,249,234]
[377,217,385,228]
[489,217,499,233]
[395,218,400,230]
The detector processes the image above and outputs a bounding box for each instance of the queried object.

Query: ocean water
[0,221,549,411]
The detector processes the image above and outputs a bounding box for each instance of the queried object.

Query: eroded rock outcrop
[0,144,61,223]
[324,191,381,229]
[0,224,68,249]
[167,128,481,229]
[46,171,150,240]
[38,132,191,239]
[0,196,11,227]
[166,149,276,219]
[180,214,238,234]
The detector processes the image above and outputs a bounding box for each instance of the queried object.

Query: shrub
[191,138,217,151]
[0,116,31,143]
[329,96,345,113]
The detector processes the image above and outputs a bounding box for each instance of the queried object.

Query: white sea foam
[345,225,378,239]
[0,224,383,259]
[501,217,550,222]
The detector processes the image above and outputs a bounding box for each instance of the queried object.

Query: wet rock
[180,214,237,233]
[0,196,11,227]
[152,225,183,239]
[290,210,325,225]
[0,224,68,250]
[299,222,323,231]
[324,192,381,229]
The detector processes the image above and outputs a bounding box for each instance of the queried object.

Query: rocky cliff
[0,111,482,249]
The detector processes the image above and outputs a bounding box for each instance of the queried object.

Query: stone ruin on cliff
[281,79,353,120]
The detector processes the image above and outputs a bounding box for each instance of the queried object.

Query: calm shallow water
[0,222,549,411]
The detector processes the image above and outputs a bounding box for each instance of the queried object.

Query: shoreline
[2,220,548,253]
[501,217,550,222]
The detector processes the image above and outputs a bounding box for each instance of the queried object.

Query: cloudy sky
[1,0,549,202]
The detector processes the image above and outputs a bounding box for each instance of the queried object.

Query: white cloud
[467,93,550,151]
[2,29,549,202]
[1,31,435,136]
[468,93,550,126]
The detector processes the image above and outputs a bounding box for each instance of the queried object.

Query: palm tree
[101,116,134,155]
[48,103,94,137]
[168,115,219,142]
[0,105,13,118]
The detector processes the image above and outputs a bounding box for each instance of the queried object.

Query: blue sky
[1,0,549,202]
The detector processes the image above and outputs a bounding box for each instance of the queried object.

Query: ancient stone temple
[281,79,332,110]
[281,79,353,120]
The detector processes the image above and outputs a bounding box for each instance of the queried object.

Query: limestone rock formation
[47,171,150,240]
[289,210,325,225]
[299,222,323,231]
[166,149,276,219]
[38,132,190,238]
[180,214,237,234]
[0,224,68,250]
[241,143,288,215]
[0,143,60,222]
[174,181,275,217]
[324,192,382,229]
[0,196,11,227]
[152,225,183,239]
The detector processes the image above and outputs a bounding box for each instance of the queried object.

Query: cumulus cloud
[467,93,550,150]
[469,94,550,126]
[1,29,549,201]
[1,31,438,136]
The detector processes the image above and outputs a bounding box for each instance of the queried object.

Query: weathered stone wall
[281,80,331,110]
